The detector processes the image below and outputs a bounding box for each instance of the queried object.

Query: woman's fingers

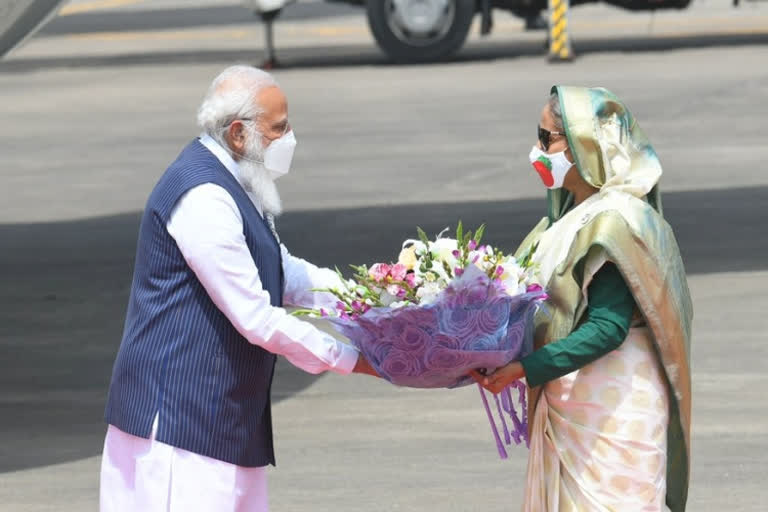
[470,369,507,393]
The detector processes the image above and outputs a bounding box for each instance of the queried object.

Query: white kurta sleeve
[281,245,345,311]
[166,183,359,375]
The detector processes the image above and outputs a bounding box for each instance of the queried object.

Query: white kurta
[100,134,359,512]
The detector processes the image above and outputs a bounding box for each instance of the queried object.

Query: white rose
[379,291,397,306]
[403,240,427,258]
[416,281,442,305]
[431,238,459,264]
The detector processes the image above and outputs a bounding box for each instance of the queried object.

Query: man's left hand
[352,354,380,377]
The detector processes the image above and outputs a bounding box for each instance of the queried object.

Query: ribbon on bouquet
[478,379,528,459]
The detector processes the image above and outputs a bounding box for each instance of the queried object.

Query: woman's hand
[469,362,525,394]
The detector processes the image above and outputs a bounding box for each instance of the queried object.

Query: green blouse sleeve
[520,263,636,388]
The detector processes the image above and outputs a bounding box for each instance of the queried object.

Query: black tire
[366,0,475,64]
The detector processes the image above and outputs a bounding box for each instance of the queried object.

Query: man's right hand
[352,354,379,377]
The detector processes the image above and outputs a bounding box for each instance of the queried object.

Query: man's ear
[227,122,246,155]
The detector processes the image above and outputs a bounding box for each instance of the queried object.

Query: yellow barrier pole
[548,0,574,62]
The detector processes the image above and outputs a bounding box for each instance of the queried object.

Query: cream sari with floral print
[517,86,692,512]
[522,195,670,512]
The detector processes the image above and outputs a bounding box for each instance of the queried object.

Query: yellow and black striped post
[548,0,574,62]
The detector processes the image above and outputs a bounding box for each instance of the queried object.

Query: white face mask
[529,145,573,190]
[263,130,296,180]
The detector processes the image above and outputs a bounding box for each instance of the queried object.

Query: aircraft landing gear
[259,9,281,70]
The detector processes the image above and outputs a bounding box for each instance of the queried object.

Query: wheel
[366,0,475,64]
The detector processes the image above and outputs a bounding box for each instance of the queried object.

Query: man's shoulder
[146,140,230,219]
[164,139,221,180]
[158,140,235,189]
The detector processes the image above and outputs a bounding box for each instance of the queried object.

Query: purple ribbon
[494,392,511,445]
[479,380,529,458]
[478,384,508,459]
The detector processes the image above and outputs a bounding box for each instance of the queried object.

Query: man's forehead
[257,86,287,114]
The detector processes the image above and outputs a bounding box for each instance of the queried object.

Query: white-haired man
[100,65,376,511]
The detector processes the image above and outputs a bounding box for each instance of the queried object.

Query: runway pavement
[1,1,767,511]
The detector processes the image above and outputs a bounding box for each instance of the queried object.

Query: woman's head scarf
[547,86,663,223]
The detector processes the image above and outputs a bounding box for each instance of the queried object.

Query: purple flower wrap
[327,266,544,390]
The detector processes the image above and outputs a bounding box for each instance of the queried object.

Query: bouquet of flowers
[296,223,545,456]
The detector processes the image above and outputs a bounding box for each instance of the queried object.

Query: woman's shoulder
[583,191,665,234]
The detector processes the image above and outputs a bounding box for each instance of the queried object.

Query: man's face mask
[263,130,296,180]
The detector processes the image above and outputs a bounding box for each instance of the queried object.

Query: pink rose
[368,263,391,283]
[390,263,408,282]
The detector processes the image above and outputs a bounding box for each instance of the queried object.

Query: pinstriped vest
[104,139,284,467]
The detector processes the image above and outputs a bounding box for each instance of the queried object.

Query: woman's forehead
[539,105,557,127]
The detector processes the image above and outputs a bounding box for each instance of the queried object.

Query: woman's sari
[516,87,693,512]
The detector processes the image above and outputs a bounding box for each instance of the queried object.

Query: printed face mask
[263,130,296,180]
[529,145,573,190]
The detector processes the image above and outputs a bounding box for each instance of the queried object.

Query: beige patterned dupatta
[516,87,693,511]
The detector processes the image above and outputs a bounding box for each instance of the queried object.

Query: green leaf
[456,221,463,245]
[291,309,319,317]
[474,224,486,245]
[442,260,454,279]
[416,226,431,246]
[519,240,540,268]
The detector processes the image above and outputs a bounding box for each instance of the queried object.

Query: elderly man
[100,65,376,511]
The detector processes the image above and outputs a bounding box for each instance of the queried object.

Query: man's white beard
[238,138,283,217]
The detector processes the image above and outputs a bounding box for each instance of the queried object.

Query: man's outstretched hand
[352,354,380,377]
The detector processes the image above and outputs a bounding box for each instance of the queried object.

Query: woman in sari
[473,86,693,511]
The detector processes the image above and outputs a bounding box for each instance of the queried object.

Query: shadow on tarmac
[1,32,767,74]
[1,186,765,473]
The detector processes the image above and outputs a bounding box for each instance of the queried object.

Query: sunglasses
[538,125,565,151]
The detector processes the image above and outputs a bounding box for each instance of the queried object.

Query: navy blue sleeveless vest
[104,139,284,467]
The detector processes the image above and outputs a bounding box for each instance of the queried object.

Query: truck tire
[366,0,475,63]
